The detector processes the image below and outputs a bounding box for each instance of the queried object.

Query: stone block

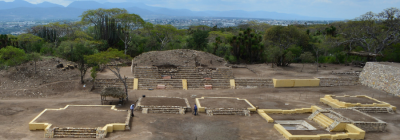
[205,85,212,90]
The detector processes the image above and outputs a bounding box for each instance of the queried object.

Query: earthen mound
[132,49,228,68]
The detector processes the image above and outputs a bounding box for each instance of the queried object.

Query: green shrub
[0,46,27,68]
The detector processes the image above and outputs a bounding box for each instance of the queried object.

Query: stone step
[53,135,96,138]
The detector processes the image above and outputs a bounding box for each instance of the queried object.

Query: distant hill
[0,0,62,10]
[0,0,341,21]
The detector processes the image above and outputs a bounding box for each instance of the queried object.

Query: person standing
[193,104,197,116]
[130,104,135,117]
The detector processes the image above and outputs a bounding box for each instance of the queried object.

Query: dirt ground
[199,98,252,109]
[34,106,127,128]
[333,96,379,104]
[94,67,134,79]
[1,59,400,140]
[139,97,188,107]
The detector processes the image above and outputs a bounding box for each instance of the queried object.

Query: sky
[1,0,400,19]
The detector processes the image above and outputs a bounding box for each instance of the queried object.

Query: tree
[81,8,128,46]
[85,48,132,100]
[74,44,94,84]
[264,26,303,66]
[229,28,263,63]
[339,8,400,60]
[114,13,144,55]
[299,52,315,72]
[90,66,99,90]
[28,52,41,74]
[151,24,183,49]
[0,46,26,70]
[187,30,209,50]
[309,35,327,72]
[17,34,43,53]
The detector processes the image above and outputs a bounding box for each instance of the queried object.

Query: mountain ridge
[0,0,342,20]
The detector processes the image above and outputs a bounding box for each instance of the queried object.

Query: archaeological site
[1,49,400,140]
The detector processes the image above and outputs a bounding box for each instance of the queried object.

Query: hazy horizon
[0,0,399,19]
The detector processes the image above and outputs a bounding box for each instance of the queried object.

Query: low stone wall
[235,79,273,89]
[136,96,191,114]
[360,62,400,96]
[318,77,360,87]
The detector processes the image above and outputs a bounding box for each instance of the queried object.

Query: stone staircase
[173,67,203,79]
[311,113,335,128]
[134,66,161,79]
[187,79,231,89]
[212,68,234,79]
[53,128,97,138]
[326,120,341,132]
[138,79,183,90]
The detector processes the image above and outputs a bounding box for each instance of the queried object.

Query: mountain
[0,0,63,10]
[35,2,63,8]
[0,7,85,21]
[0,0,341,20]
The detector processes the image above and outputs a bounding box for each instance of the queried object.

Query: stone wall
[318,77,359,87]
[359,62,400,96]
[235,79,274,89]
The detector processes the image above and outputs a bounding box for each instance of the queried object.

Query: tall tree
[73,44,94,84]
[80,8,128,46]
[151,24,183,49]
[114,13,144,55]
[17,34,43,53]
[85,48,131,100]
[339,8,400,59]
[264,26,302,66]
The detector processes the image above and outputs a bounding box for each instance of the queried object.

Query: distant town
[0,18,335,35]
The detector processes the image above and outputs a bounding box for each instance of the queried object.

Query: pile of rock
[56,63,77,71]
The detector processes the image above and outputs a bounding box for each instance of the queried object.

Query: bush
[40,43,54,55]
[0,46,27,68]
[225,54,237,63]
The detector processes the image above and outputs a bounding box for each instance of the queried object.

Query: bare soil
[95,67,134,79]
[331,109,378,122]
[199,98,252,109]
[34,106,127,128]
[139,97,187,107]
[333,96,379,104]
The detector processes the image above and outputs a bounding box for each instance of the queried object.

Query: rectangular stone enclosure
[136,96,191,114]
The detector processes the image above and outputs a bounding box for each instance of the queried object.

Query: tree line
[1,7,400,74]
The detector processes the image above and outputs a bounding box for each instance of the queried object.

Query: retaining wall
[318,77,360,87]
[360,62,400,96]
[273,79,320,87]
